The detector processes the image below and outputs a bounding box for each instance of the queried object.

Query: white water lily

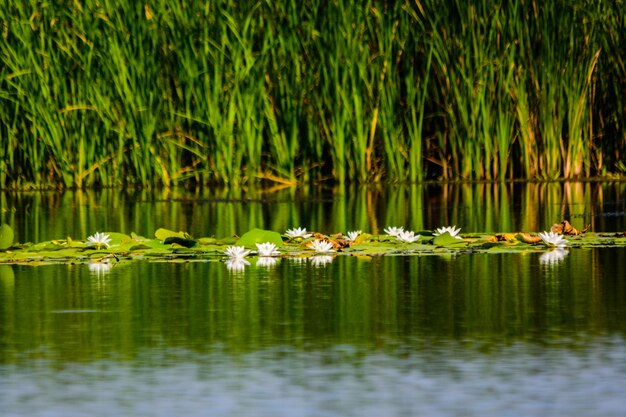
[256,257,279,267]
[255,242,280,257]
[307,239,335,253]
[540,248,569,265]
[285,227,313,239]
[433,226,462,239]
[87,232,112,249]
[224,245,252,258]
[226,257,250,271]
[310,255,333,266]
[344,230,361,242]
[538,231,568,248]
[384,226,404,237]
[396,230,420,243]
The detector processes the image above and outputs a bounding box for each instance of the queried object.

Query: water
[2,248,626,416]
[1,183,626,416]
[2,181,626,244]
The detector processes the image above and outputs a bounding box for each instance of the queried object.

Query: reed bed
[1,0,625,189]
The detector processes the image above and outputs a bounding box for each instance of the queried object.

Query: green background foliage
[1,1,625,188]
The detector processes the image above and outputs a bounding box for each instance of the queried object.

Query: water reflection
[540,248,569,265]
[2,250,626,416]
[256,257,279,268]
[310,255,334,266]
[3,249,626,364]
[225,257,250,272]
[2,182,626,244]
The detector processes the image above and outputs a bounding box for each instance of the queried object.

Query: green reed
[0,0,625,189]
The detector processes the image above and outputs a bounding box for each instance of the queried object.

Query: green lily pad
[432,232,467,247]
[0,224,14,250]
[154,228,196,247]
[155,228,192,241]
[236,228,284,249]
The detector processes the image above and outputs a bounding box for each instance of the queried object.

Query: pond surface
[2,248,626,416]
[2,181,626,244]
[1,183,626,416]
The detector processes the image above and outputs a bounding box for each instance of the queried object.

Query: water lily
[310,255,334,266]
[224,245,252,258]
[344,230,361,242]
[434,226,462,239]
[255,242,280,257]
[384,226,404,237]
[540,248,569,265]
[256,257,279,267]
[307,239,336,253]
[396,230,420,243]
[285,227,313,239]
[538,231,568,248]
[226,257,250,271]
[87,232,111,249]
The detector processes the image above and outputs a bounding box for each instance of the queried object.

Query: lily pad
[154,228,196,247]
[0,224,14,250]
[155,228,192,241]
[236,228,284,249]
[432,232,467,247]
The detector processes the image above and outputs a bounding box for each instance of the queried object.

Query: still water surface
[2,181,626,243]
[2,183,626,416]
[2,248,626,416]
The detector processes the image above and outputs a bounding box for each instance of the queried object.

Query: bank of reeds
[1,0,625,189]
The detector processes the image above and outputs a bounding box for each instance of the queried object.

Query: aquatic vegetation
[433,226,462,239]
[86,232,112,250]
[237,229,284,248]
[1,1,626,189]
[256,242,280,257]
[396,230,420,243]
[307,239,336,253]
[344,231,361,242]
[285,228,312,239]
[538,231,568,248]
[384,226,404,237]
[1,220,626,267]
[224,246,251,259]
[0,224,14,250]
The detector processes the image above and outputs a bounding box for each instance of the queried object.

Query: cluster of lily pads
[219,225,571,271]
[1,221,623,271]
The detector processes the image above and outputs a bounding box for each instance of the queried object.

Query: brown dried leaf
[515,233,542,244]
[550,220,590,236]
[494,233,518,242]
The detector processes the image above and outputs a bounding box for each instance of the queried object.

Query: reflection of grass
[1,2,625,188]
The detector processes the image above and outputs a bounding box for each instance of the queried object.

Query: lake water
[1,182,626,416]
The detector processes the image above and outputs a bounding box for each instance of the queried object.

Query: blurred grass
[0,0,625,189]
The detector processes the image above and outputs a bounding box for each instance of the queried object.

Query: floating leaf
[432,232,467,247]
[103,232,132,246]
[0,224,14,250]
[155,228,192,241]
[515,233,541,244]
[353,233,372,245]
[163,236,197,248]
[236,228,284,249]
[550,220,590,236]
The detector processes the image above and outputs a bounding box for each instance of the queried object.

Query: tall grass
[0,0,625,189]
